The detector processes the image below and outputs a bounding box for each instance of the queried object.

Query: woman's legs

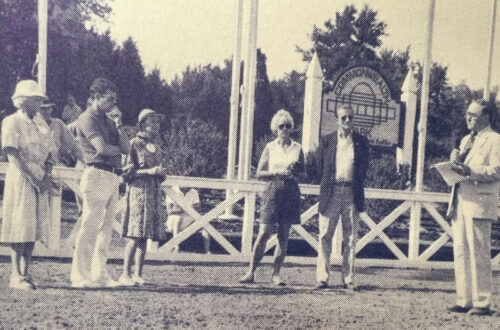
[272,224,291,285]
[122,238,139,278]
[9,242,35,289]
[134,238,147,278]
[10,243,24,279]
[240,223,273,282]
[21,242,35,278]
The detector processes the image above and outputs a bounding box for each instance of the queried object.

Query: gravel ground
[0,258,499,329]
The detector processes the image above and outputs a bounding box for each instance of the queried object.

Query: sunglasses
[340,115,354,121]
[278,123,292,130]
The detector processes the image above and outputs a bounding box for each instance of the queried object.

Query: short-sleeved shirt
[62,104,83,124]
[75,108,121,167]
[2,110,55,180]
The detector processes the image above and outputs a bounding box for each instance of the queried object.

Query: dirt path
[0,258,499,329]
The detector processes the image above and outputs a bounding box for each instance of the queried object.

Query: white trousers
[452,196,493,309]
[316,186,358,284]
[70,167,120,283]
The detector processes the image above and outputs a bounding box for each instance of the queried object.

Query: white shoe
[105,278,122,288]
[71,280,95,288]
[118,275,136,286]
[132,275,146,286]
[9,276,35,290]
[271,275,286,286]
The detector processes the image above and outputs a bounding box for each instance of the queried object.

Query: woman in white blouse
[239,109,304,286]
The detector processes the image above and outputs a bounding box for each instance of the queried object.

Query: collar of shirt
[338,130,353,142]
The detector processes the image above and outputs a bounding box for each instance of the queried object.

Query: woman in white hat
[1,80,57,290]
[119,109,168,286]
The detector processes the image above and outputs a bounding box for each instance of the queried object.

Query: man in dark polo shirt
[70,78,130,288]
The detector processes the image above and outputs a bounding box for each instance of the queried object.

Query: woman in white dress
[239,109,304,286]
[1,80,56,290]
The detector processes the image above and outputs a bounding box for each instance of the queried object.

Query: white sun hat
[11,80,47,101]
[138,108,163,123]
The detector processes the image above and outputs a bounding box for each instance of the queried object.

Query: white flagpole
[415,0,436,192]
[221,0,244,220]
[484,0,498,100]
[409,0,436,260]
[38,0,48,95]
[227,0,244,182]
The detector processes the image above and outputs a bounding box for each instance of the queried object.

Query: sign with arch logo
[321,66,401,147]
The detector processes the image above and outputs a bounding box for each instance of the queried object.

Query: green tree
[297,5,388,87]
[111,37,146,124]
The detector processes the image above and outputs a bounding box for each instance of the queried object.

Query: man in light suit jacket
[448,100,500,316]
[314,106,369,290]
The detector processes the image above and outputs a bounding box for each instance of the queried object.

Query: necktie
[459,131,477,163]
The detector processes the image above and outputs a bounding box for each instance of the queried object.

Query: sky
[105,0,500,90]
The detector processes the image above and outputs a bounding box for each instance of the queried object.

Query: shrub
[161,117,228,178]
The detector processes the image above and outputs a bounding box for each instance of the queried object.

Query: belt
[333,181,352,187]
[87,163,122,175]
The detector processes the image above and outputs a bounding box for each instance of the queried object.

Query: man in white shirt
[447,100,500,316]
[314,106,369,290]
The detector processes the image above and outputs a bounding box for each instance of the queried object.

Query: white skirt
[1,163,50,243]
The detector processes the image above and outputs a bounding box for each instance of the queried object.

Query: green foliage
[161,117,227,178]
[297,5,396,88]
[269,70,306,125]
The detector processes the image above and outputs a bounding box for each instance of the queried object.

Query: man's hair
[89,78,117,99]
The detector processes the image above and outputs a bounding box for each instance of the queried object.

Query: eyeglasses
[465,112,484,120]
[340,115,354,121]
[278,123,292,130]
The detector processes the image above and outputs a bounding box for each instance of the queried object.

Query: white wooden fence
[0,163,499,269]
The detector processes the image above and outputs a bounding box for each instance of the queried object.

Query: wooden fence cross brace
[160,187,245,255]
[357,201,411,260]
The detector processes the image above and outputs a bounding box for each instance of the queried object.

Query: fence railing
[0,163,499,269]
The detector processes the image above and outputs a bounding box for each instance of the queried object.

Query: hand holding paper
[431,161,468,186]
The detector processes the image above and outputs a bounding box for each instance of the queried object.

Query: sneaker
[21,275,37,289]
[118,275,136,286]
[71,280,95,288]
[132,275,146,286]
[105,278,122,288]
[238,273,255,284]
[271,275,286,286]
[9,276,35,290]
[343,283,357,291]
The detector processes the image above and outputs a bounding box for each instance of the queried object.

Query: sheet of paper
[431,161,467,186]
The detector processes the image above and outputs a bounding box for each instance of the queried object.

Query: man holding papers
[447,100,500,316]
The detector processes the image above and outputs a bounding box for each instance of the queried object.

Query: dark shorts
[260,177,301,225]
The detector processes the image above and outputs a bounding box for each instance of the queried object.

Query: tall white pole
[238,0,254,181]
[409,0,436,261]
[484,0,498,100]
[38,0,48,95]
[415,0,436,192]
[242,0,259,181]
[228,0,244,182]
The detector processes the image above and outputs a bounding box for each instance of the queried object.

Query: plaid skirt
[260,176,301,225]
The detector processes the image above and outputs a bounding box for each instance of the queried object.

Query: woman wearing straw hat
[1,80,57,290]
[119,109,168,286]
